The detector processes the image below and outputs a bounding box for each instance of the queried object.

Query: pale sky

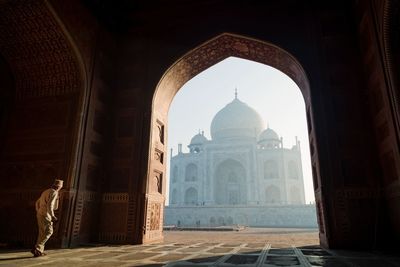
[166,56,315,204]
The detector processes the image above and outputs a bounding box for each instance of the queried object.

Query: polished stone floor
[0,228,399,267]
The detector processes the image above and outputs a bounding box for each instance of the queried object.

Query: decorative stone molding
[0,0,84,99]
[78,190,99,202]
[337,188,379,199]
[143,193,164,242]
[102,193,129,203]
[98,232,126,242]
[155,33,310,115]
[126,195,137,242]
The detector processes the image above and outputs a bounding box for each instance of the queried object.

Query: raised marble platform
[164,225,247,231]
[164,204,318,228]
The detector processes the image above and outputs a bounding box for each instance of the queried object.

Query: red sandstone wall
[355,0,400,247]
[0,0,85,247]
[49,0,118,246]
[0,0,398,250]
[0,0,115,248]
[110,1,383,248]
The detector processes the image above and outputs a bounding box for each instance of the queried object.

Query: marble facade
[166,96,315,227]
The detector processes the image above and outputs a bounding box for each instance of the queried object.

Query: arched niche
[185,163,198,182]
[214,159,246,205]
[184,187,198,205]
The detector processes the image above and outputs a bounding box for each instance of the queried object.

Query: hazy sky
[166,57,315,204]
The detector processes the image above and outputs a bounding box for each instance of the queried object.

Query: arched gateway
[1,1,398,251]
[147,33,325,243]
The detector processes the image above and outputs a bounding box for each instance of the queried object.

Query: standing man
[31,179,63,257]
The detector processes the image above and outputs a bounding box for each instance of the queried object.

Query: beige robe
[34,188,59,253]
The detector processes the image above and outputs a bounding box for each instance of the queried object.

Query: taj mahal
[164,93,317,228]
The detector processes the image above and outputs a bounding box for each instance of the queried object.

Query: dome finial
[235,87,238,99]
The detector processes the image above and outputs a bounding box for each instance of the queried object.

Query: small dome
[259,128,279,142]
[190,133,208,145]
[211,98,265,140]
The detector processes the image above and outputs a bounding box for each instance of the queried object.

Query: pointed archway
[142,33,326,244]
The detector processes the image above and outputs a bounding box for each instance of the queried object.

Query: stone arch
[185,163,198,181]
[264,160,279,179]
[184,187,198,205]
[153,33,310,114]
[148,32,319,244]
[214,159,246,205]
[265,185,281,204]
[288,161,298,179]
[290,186,302,204]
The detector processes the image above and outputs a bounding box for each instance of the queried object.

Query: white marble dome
[190,133,208,145]
[259,128,279,142]
[211,97,265,140]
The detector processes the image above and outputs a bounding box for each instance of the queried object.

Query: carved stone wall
[355,0,400,246]
[0,0,83,99]
[118,1,384,248]
[305,7,382,248]
[99,193,129,243]
[100,101,148,244]
[1,0,399,250]
[0,0,85,247]
[68,29,116,246]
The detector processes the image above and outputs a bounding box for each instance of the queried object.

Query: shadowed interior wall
[0,55,14,149]
[0,0,83,247]
[355,0,400,246]
[111,0,385,248]
[0,0,399,250]
[0,0,116,248]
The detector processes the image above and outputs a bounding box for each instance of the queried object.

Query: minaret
[178,143,182,154]
[235,87,238,99]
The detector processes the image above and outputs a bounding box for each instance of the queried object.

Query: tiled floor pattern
[1,242,399,267]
